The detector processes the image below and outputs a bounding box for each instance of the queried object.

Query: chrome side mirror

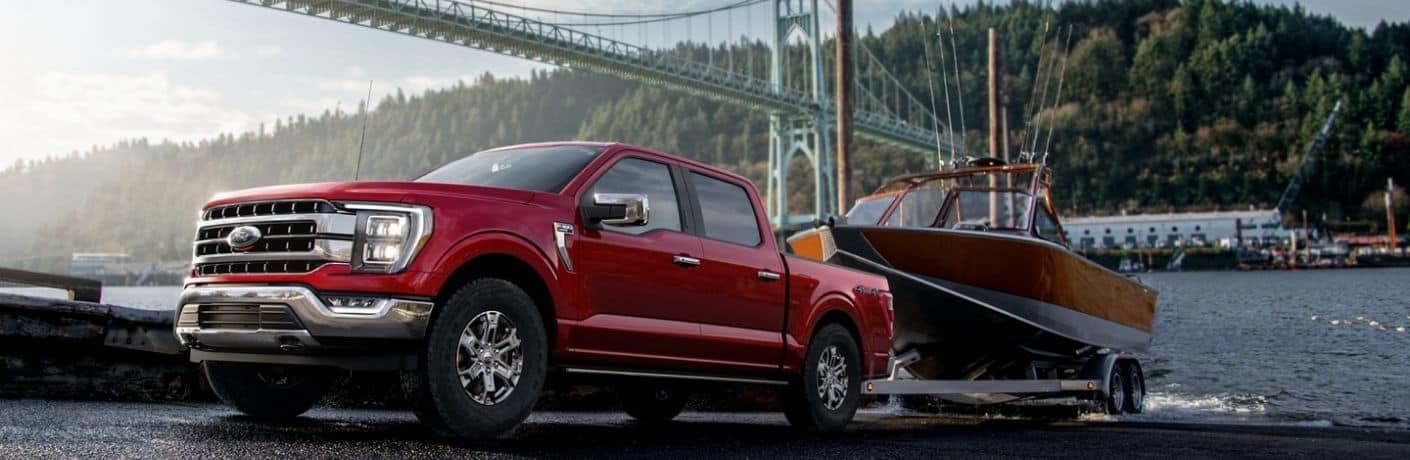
[587,193,649,227]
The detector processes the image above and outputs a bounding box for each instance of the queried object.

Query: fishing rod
[1041,25,1074,163]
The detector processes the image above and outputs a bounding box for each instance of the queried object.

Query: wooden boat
[789,160,1157,382]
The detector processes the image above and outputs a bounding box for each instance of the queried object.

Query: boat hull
[817,226,1157,380]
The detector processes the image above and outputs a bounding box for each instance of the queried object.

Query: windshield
[416,145,604,193]
[845,194,897,225]
[941,190,1033,231]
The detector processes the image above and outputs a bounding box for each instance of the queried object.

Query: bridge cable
[534,0,766,27]
[461,0,758,19]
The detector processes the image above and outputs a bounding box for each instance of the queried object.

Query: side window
[587,158,682,235]
[1033,198,1064,245]
[690,172,763,247]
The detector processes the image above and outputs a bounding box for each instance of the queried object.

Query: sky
[0,0,1406,168]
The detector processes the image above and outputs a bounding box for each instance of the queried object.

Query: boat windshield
[941,190,1033,231]
[846,193,898,225]
[857,169,1040,231]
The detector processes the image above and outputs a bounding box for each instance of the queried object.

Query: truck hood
[205,181,537,208]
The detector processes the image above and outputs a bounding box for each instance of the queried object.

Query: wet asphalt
[1,399,1406,459]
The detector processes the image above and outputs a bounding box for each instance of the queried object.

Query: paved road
[1,399,1406,459]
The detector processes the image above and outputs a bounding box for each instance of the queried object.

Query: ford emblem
[226,226,263,251]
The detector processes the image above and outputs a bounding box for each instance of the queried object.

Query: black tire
[1104,362,1127,415]
[783,324,862,432]
[421,278,548,440]
[620,381,690,423]
[203,361,335,421]
[1122,361,1146,414]
[399,369,455,438]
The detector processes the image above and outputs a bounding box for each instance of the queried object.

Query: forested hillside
[4,0,1409,270]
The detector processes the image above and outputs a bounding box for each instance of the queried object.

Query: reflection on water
[4,268,1408,427]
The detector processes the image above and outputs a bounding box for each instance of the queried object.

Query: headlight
[343,202,433,273]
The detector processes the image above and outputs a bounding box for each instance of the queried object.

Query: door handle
[757,270,782,281]
[672,255,701,267]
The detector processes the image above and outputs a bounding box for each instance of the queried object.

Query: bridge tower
[766,0,834,227]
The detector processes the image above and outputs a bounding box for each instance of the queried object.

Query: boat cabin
[843,162,1067,246]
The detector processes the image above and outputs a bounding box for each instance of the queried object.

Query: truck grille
[192,200,353,276]
[202,200,336,220]
[194,261,327,276]
[178,304,303,330]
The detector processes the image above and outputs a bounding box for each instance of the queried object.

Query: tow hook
[277,336,306,353]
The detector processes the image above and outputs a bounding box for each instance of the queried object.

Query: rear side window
[691,172,762,246]
[587,158,683,235]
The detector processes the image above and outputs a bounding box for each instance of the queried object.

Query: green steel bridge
[229,0,956,225]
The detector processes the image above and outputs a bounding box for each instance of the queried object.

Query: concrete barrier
[0,292,198,400]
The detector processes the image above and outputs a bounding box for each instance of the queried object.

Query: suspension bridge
[228,0,956,225]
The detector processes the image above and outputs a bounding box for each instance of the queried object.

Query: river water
[5,268,1408,427]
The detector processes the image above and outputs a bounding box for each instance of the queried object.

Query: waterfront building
[1063,209,1291,250]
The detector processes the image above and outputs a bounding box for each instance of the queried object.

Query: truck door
[681,170,788,375]
[570,155,711,370]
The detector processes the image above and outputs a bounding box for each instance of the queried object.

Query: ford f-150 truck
[174,142,892,439]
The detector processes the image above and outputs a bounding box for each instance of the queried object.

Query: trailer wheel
[784,324,861,432]
[620,382,690,423]
[1104,362,1127,415]
[420,278,547,440]
[203,362,334,421]
[1122,361,1145,414]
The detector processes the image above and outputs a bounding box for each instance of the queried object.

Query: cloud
[22,71,252,146]
[255,45,286,58]
[118,40,241,61]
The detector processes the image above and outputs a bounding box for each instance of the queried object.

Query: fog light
[322,295,385,315]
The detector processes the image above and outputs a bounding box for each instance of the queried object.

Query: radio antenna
[354,80,373,180]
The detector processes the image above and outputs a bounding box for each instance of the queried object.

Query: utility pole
[835,0,854,215]
[987,28,1002,161]
[1389,178,1399,251]
[987,27,1003,225]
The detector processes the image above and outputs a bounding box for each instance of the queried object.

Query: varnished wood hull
[800,226,1158,380]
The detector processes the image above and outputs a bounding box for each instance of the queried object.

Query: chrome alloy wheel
[455,310,523,406]
[815,345,849,411]
[1109,370,1126,413]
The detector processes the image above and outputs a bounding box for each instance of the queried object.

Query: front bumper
[174,284,434,355]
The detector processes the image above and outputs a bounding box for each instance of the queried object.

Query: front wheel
[418,278,548,440]
[783,324,861,432]
[204,361,335,421]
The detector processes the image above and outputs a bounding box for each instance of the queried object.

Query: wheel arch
[432,232,562,350]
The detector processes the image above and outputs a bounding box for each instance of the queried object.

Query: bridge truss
[229,0,954,224]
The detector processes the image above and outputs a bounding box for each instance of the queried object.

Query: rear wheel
[1104,362,1127,415]
[204,361,335,421]
[1122,361,1146,414]
[620,382,690,423]
[419,278,548,440]
[783,324,861,432]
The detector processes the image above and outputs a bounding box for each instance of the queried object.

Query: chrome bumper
[174,285,434,353]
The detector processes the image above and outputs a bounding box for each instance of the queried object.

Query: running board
[562,367,789,386]
[863,378,1097,395]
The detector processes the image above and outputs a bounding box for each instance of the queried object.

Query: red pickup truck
[175,142,892,439]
